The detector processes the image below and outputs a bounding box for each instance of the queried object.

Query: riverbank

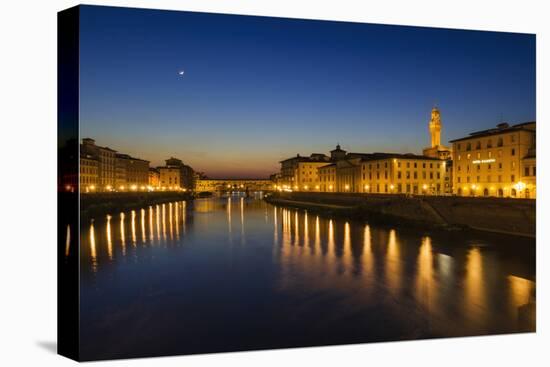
[265,192,536,238]
[80,192,193,220]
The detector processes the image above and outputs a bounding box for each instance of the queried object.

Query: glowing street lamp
[514,181,526,192]
[345,184,350,191]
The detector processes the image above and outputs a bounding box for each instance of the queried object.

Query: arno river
[77,194,535,360]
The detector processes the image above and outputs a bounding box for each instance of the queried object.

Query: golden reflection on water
[89,222,97,272]
[131,210,137,246]
[385,229,401,295]
[82,200,535,335]
[169,203,174,240]
[464,247,485,324]
[120,213,126,256]
[65,224,71,258]
[416,236,435,310]
[106,215,113,260]
[162,204,167,241]
[141,209,146,243]
[156,205,161,241]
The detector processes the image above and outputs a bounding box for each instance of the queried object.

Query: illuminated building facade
[324,153,445,194]
[148,168,160,188]
[158,157,195,191]
[450,121,536,198]
[115,153,150,190]
[81,138,117,190]
[278,153,331,191]
[80,152,98,192]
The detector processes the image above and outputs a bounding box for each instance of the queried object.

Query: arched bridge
[195,179,275,193]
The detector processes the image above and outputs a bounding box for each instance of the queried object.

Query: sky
[79,5,536,179]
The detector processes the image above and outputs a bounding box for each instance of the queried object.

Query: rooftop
[449,121,536,143]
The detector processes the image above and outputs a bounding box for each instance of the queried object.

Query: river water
[77,194,535,360]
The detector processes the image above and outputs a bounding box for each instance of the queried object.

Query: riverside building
[80,138,117,191]
[449,121,536,198]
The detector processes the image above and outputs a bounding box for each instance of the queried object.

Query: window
[398,162,401,168]
[511,148,516,156]
[422,172,426,179]
[488,151,492,158]
[457,143,461,150]
[437,172,440,179]
[488,164,491,170]
[467,176,470,183]
[398,172,402,179]
[458,177,461,183]
[487,139,492,148]
[511,161,516,169]
[498,175,502,182]
[476,141,481,149]
[476,176,480,182]
[458,165,461,172]
[498,163,503,169]
[422,163,426,168]
[406,171,410,179]
[497,138,503,147]
[384,171,388,179]
[458,155,461,161]
[407,162,410,168]
[413,172,418,179]
[511,174,515,182]
[430,163,433,169]
[430,172,433,179]
[414,162,417,168]
[467,154,471,160]
[477,152,481,159]
[466,142,471,151]
[525,167,529,176]
[385,162,388,168]
[511,134,516,142]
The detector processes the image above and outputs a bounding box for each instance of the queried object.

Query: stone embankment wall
[80,192,193,219]
[266,192,535,237]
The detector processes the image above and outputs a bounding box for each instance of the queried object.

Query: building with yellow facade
[318,153,445,194]
[149,168,160,188]
[81,138,117,191]
[115,153,150,191]
[449,121,536,198]
[157,157,195,191]
[278,153,331,191]
[80,151,98,192]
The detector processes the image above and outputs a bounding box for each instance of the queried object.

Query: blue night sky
[79,5,535,178]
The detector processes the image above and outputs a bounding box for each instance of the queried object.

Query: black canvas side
[57,5,80,361]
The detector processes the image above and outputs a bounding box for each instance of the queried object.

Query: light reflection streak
[294,211,299,246]
[363,225,373,274]
[131,210,137,246]
[385,229,400,294]
[273,207,278,244]
[240,197,245,242]
[304,212,309,248]
[169,203,174,240]
[89,222,97,272]
[175,202,180,238]
[106,215,113,260]
[465,247,485,324]
[148,206,154,242]
[65,224,71,258]
[162,204,167,241]
[315,216,320,252]
[416,236,434,310]
[328,220,335,255]
[156,205,160,242]
[120,213,126,256]
[141,209,146,243]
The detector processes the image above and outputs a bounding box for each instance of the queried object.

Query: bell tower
[429,106,441,148]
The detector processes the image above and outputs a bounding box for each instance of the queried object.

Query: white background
[0,0,548,365]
